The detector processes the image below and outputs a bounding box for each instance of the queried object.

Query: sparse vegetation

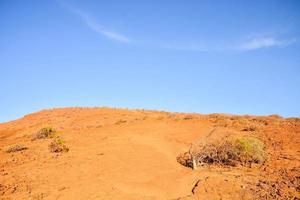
[178,136,266,168]
[49,137,69,153]
[6,144,28,153]
[0,108,299,199]
[242,125,257,131]
[32,127,56,140]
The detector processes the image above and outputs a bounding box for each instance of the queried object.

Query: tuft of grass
[6,144,28,153]
[49,137,69,153]
[178,136,267,168]
[32,127,56,140]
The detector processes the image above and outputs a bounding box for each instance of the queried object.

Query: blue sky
[0,0,300,122]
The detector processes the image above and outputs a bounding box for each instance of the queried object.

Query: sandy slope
[0,108,299,199]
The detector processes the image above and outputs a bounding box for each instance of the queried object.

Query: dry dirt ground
[0,107,299,200]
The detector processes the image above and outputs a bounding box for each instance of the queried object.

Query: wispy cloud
[158,36,296,52]
[61,3,130,43]
[58,2,296,51]
[238,37,296,50]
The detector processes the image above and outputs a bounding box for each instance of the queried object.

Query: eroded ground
[0,108,299,199]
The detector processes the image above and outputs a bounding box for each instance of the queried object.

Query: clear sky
[1,0,300,122]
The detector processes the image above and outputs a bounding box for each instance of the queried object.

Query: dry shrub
[234,137,267,164]
[6,144,27,153]
[49,137,69,153]
[33,127,56,140]
[176,152,193,168]
[196,136,266,166]
[178,136,266,168]
[242,125,257,131]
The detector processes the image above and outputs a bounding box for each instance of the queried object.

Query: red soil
[0,107,299,199]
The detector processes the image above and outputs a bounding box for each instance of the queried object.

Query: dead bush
[49,137,69,153]
[176,152,193,168]
[32,127,56,140]
[6,144,28,153]
[178,136,266,168]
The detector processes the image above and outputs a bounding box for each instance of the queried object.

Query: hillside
[0,107,299,199]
